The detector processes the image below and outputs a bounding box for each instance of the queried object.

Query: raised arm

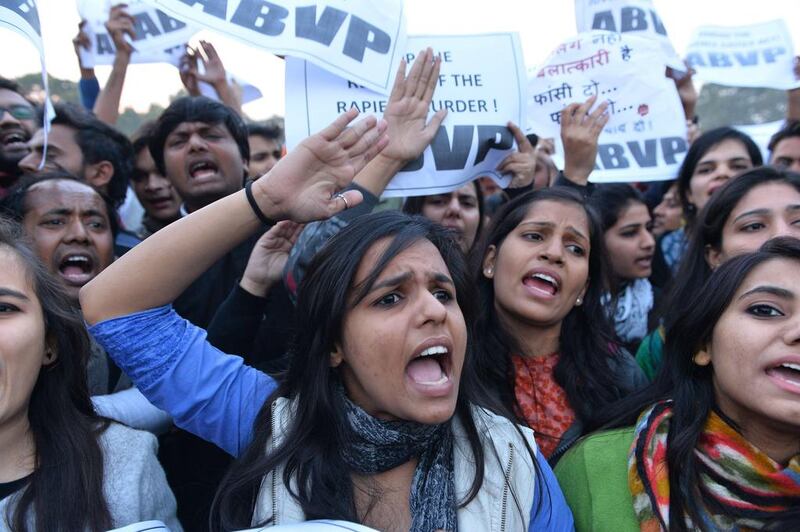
[80,109,388,324]
[180,41,243,115]
[93,4,134,125]
[560,95,609,187]
[353,47,446,196]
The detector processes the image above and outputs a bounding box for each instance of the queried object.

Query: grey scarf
[337,388,457,532]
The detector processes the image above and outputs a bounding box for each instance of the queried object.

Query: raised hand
[179,46,201,96]
[239,221,304,297]
[254,108,389,223]
[105,4,135,57]
[497,122,537,189]
[666,62,698,120]
[194,40,227,88]
[379,47,447,164]
[561,95,609,185]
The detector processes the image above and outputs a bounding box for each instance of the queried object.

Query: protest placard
[147,0,407,95]
[76,0,197,67]
[574,0,682,69]
[528,31,687,183]
[0,0,55,160]
[685,20,798,90]
[286,33,527,198]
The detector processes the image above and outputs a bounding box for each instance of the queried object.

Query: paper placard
[529,31,688,183]
[734,120,784,162]
[76,0,196,67]
[574,0,682,70]
[685,20,799,90]
[147,0,407,95]
[0,0,55,160]
[286,33,527,197]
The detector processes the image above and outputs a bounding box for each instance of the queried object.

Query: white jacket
[252,398,538,531]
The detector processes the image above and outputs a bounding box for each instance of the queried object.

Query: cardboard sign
[574,0,682,69]
[147,0,407,95]
[76,0,197,67]
[0,0,55,161]
[529,31,688,183]
[286,33,527,198]
[685,20,799,90]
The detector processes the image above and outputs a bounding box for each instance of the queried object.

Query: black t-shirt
[0,474,30,501]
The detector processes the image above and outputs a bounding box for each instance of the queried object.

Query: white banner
[146,0,407,95]
[286,33,527,198]
[685,20,798,90]
[574,0,682,70]
[0,0,55,155]
[76,0,196,67]
[529,31,688,183]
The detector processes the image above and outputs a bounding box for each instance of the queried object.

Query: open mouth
[766,361,800,392]
[147,195,175,210]
[523,271,560,297]
[0,129,29,151]
[635,255,653,267]
[189,160,219,180]
[57,253,95,286]
[406,344,452,388]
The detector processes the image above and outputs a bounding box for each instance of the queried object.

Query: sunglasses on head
[0,104,35,120]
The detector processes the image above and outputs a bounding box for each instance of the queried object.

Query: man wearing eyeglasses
[0,78,38,198]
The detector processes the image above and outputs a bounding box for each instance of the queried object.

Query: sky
[2,0,799,120]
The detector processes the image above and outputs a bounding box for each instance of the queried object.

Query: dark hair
[402,180,485,252]
[51,103,133,209]
[591,183,647,232]
[596,236,800,531]
[0,76,23,94]
[247,122,284,144]
[131,121,157,156]
[659,167,800,330]
[676,127,762,224]
[148,96,249,177]
[0,171,119,238]
[469,187,625,435]
[0,217,112,531]
[211,211,537,529]
[768,120,800,154]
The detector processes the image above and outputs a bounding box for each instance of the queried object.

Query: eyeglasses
[0,105,35,120]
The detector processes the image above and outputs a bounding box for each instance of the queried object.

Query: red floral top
[512,352,576,458]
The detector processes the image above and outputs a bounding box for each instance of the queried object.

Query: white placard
[574,0,682,70]
[146,0,407,95]
[529,31,688,183]
[734,120,784,162]
[286,33,527,198]
[0,0,55,159]
[76,0,196,67]
[685,20,799,90]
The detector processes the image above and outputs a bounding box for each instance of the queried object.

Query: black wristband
[245,180,277,227]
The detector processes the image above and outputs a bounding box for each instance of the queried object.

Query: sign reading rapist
[0,0,55,160]
[685,20,799,90]
[574,0,682,69]
[77,0,197,67]
[285,33,527,198]
[147,0,407,95]
[528,31,687,183]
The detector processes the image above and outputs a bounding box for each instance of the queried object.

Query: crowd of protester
[0,4,799,531]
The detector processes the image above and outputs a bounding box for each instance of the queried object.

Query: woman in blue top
[80,86,573,529]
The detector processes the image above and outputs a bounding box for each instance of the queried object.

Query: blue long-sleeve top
[89,305,574,531]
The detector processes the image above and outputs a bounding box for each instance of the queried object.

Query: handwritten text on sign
[76,0,197,67]
[148,0,407,95]
[529,31,687,183]
[286,33,527,197]
[685,20,799,90]
[574,0,682,69]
